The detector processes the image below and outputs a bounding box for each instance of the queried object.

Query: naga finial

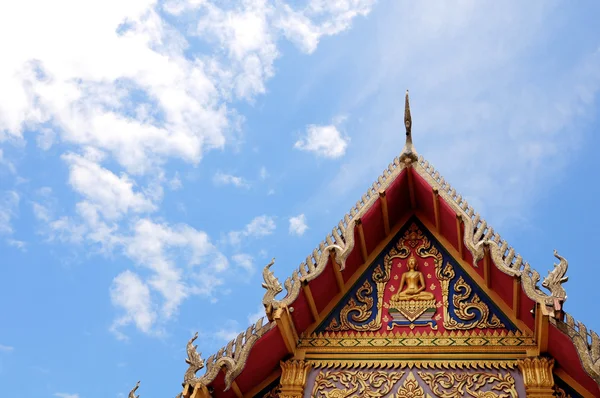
[541,250,569,300]
[262,258,282,302]
[184,332,204,384]
[400,90,418,164]
[128,381,140,398]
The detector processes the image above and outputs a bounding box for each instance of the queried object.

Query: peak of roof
[400,90,417,164]
[180,96,600,394]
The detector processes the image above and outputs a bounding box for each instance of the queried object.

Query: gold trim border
[308,359,518,371]
[300,331,535,349]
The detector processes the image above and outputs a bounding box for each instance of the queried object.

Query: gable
[314,216,519,336]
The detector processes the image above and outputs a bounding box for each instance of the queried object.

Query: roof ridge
[558,313,600,384]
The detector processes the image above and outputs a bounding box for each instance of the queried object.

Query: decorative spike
[128,381,140,398]
[513,255,523,270]
[225,340,234,357]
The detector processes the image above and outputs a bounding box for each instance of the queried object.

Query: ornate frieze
[311,369,405,397]
[300,330,534,350]
[304,363,524,398]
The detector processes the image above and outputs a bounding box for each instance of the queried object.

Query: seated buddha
[391,256,435,301]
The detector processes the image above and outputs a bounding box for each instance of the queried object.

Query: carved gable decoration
[304,364,525,398]
[315,217,517,335]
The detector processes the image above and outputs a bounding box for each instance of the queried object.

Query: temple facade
[175,93,600,398]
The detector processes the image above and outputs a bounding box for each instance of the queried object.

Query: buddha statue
[391,256,435,301]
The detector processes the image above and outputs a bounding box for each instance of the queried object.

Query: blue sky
[1,0,600,397]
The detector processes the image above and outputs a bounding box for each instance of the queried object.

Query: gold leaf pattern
[395,372,430,398]
[438,262,505,330]
[311,370,404,398]
[418,371,517,398]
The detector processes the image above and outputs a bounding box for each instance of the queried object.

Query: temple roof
[182,92,600,397]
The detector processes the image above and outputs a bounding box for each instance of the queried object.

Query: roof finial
[404,90,412,143]
[128,381,140,398]
[400,89,417,164]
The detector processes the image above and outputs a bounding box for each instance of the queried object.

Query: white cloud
[0,344,14,352]
[32,202,52,223]
[278,0,376,54]
[247,305,265,324]
[0,0,373,339]
[0,149,16,174]
[259,166,268,180]
[168,172,182,190]
[122,219,228,323]
[214,320,241,342]
[294,124,349,158]
[7,239,26,251]
[246,215,276,236]
[110,270,156,338]
[64,151,156,221]
[0,191,19,235]
[213,171,250,188]
[228,215,276,245]
[54,393,80,398]
[232,253,254,272]
[289,214,308,236]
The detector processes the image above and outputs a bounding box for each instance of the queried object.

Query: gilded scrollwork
[418,371,518,398]
[311,370,405,398]
[438,262,505,330]
[324,232,407,331]
[326,279,375,331]
[552,386,573,398]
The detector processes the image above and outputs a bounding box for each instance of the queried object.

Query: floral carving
[396,372,431,398]
[418,371,517,398]
[312,370,404,397]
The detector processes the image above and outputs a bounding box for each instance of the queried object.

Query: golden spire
[404,90,412,143]
[400,90,417,164]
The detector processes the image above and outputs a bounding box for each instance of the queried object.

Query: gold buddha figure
[391,256,434,301]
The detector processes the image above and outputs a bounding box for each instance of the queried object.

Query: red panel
[489,263,513,307]
[462,243,477,276]
[233,327,288,393]
[343,229,364,283]
[291,290,314,334]
[412,169,435,224]
[310,257,340,313]
[211,372,234,398]
[473,258,485,278]
[549,325,600,395]
[519,291,536,330]
[439,199,459,252]
[362,199,386,255]
[386,170,410,229]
